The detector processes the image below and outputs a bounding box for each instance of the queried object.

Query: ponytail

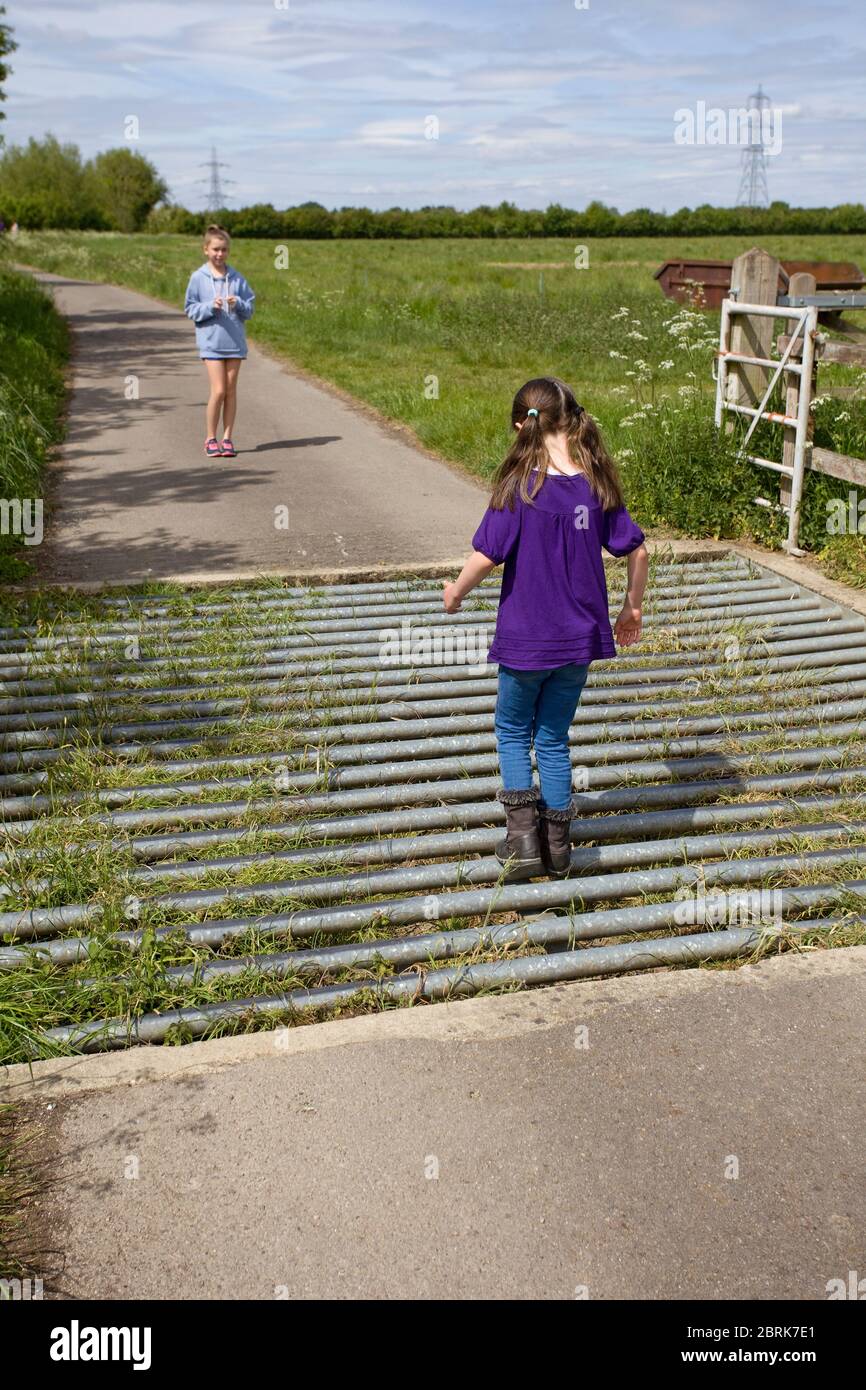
[489,376,626,512]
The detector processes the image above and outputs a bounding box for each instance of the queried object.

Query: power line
[736,84,771,208]
[197,145,236,212]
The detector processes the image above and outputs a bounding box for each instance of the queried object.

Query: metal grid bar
[2,557,865,1058]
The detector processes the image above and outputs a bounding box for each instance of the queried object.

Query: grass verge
[0,258,68,582]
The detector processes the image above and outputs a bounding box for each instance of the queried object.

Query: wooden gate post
[780,271,817,513]
[728,247,781,407]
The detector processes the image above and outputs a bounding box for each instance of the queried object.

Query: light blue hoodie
[184,263,255,358]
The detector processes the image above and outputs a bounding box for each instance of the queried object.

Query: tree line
[0,135,166,233]
[151,199,866,239]
[1,134,865,239]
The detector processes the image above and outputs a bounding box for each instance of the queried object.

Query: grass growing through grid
[2,567,866,1061]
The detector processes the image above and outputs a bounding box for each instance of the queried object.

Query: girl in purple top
[444,376,649,881]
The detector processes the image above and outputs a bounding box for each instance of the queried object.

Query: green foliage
[0,135,166,231]
[145,202,202,235]
[0,5,16,131]
[282,202,336,239]
[0,135,106,228]
[227,201,285,238]
[4,146,866,241]
[140,198,866,241]
[600,303,784,544]
[87,147,167,233]
[817,531,866,587]
[0,261,68,580]
[735,368,866,565]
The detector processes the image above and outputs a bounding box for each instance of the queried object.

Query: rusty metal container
[654,258,865,309]
[654,258,782,308]
[780,261,865,291]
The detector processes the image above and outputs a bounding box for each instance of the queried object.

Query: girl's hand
[226,295,238,309]
[614,604,642,646]
[443,581,462,613]
[213,295,224,311]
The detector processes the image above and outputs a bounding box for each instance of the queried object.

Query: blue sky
[3,0,864,211]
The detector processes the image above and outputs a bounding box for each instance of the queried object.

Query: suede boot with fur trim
[495,787,543,880]
[538,801,574,879]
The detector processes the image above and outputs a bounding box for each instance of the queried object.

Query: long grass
[0,256,69,582]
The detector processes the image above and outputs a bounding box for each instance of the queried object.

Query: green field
[14,230,866,579]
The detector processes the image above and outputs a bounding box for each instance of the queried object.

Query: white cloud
[2,0,863,211]
[355,119,430,147]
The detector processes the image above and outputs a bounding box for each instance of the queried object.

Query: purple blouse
[472,470,645,669]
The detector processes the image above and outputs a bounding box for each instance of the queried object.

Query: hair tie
[526,408,539,417]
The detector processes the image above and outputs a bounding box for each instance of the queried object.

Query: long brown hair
[489,376,626,512]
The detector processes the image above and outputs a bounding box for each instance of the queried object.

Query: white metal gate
[714,299,819,555]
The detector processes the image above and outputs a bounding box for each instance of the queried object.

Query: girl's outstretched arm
[443,550,497,613]
[613,542,648,646]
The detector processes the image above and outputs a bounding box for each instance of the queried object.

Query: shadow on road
[247,437,341,452]
[48,460,276,512]
[35,522,284,584]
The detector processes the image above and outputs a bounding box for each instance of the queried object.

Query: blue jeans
[494,663,590,810]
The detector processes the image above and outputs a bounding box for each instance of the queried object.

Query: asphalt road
[29,271,485,585]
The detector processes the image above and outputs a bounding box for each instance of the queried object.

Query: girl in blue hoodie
[184,224,256,457]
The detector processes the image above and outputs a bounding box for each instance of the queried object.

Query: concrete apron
[3,946,864,1300]
[2,942,864,1103]
[8,540,866,622]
